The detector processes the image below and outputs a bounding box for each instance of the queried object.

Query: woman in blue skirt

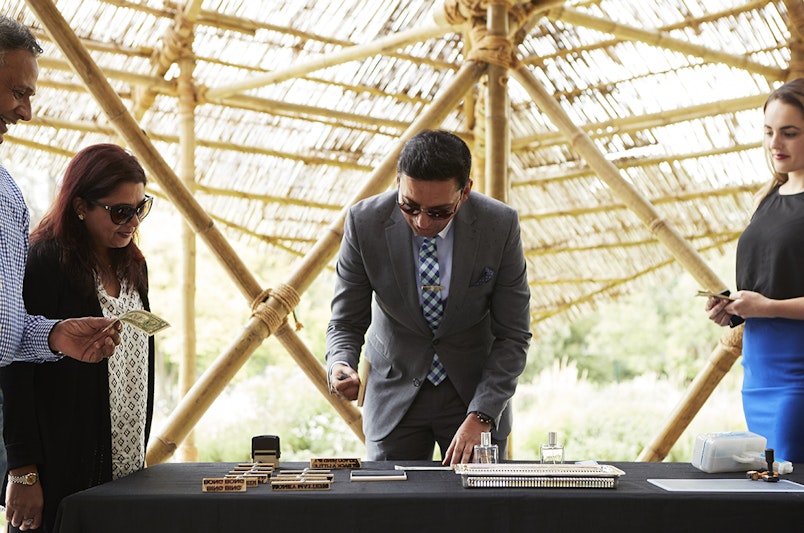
[707,79,804,463]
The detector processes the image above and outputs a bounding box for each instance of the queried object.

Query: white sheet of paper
[648,478,804,492]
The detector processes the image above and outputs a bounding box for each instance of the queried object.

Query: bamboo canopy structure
[2,0,798,462]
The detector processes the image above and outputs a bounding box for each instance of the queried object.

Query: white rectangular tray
[454,463,626,489]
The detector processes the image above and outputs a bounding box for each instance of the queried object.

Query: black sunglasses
[397,189,463,220]
[88,195,153,225]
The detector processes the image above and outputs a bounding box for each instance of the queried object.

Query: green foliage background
[141,207,745,464]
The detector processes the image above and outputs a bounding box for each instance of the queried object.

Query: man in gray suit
[326,129,531,465]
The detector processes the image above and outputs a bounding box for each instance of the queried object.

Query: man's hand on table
[442,413,492,466]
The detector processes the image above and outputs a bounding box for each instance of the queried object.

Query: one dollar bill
[118,309,171,335]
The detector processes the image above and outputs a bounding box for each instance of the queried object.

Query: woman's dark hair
[31,144,148,296]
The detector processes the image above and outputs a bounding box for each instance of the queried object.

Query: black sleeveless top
[736,186,804,300]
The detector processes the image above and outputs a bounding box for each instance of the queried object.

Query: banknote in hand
[118,309,171,335]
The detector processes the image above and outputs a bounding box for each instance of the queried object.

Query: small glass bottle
[540,431,564,464]
[474,431,499,464]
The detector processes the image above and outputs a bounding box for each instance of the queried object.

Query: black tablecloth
[55,461,804,533]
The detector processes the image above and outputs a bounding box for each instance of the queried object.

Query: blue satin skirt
[742,317,804,462]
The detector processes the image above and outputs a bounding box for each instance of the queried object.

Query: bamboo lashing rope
[467,30,518,69]
[442,0,470,26]
[205,23,450,100]
[133,8,198,120]
[443,0,520,69]
[252,285,304,333]
[442,0,523,27]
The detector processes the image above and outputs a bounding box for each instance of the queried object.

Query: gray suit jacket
[326,190,531,442]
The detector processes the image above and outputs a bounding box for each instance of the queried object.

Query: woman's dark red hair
[30,143,149,296]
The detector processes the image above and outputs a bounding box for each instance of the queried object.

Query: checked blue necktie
[419,237,447,386]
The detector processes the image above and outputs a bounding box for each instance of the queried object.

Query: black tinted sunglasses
[89,195,153,225]
[397,189,463,220]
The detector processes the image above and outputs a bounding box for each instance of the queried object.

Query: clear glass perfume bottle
[540,431,564,464]
[474,431,499,463]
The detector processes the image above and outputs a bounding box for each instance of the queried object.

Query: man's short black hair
[398,130,472,189]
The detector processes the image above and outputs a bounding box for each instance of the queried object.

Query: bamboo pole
[512,64,736,459]
[786,0,804,81]
[637,326,744,461]
[517,142,763,188]
[512,65,728,293]
[207,92,412,129]
[485,2,510,203]
[132,0,204,120]
[36,56,174,93]
[547,6,785,81]
[473,80,487,194]
[3,135,72,157]
[528,234,737,326]
[27,115,371,172]
[145,61,487,464]
[512,93,768,151]
[177,53,199,463]
[36,56,421,131]
[463,34,477,132]
[528,231,740,258]
[273,323,365,441]
[784,0,804,41]
[206,21,454,100]
[25,0,262,302]
[518,182,761,223]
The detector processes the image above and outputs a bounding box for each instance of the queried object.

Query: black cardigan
[0,240,155,533]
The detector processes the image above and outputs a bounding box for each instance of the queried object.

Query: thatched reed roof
[2,0,799,461]
[4,0,796,334]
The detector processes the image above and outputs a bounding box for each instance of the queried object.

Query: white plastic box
[691,431,767,473]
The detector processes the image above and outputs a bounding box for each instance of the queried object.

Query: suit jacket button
[433,339,440,346]
[413,378,421,387]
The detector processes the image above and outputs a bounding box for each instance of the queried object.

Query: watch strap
[8,472,38,485]
[472,411,494,427]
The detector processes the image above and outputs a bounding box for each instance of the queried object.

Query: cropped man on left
[0,15,121,531]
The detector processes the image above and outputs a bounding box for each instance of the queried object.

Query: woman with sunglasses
[0,144,156,532]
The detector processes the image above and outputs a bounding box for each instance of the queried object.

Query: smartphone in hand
[696,290,735,301]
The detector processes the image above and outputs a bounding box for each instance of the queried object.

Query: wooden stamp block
[202,477,247,492]
[310,458,361,469]
[270,480,331,491]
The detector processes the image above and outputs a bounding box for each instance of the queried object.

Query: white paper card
[648,478,804,493]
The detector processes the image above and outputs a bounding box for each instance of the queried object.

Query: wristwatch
[8,472,39,485]
[471,411,494,427]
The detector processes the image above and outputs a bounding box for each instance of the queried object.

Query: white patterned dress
[96,275,149,479]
